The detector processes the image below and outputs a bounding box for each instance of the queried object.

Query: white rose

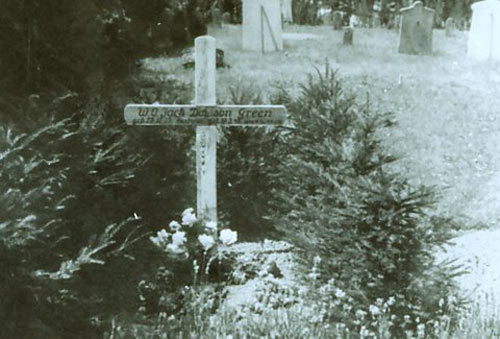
[169,220,181,232]
[205,221,217,231]
[182,212,197,226]
[166,243,184,254]
[198,234,215,251]
[172,231,187,246]
[182,207,194,217]
[219,229,237,245]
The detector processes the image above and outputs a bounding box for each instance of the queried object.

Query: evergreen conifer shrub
[270,66,457,335]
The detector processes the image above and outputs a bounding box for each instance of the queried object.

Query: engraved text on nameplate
[124,104,287,126]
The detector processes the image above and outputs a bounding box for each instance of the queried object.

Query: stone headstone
[349,14,360,28]
[280,0,293,23]
[182,48,227,69]
[398,1,434,55]
[332,11,343,30]
[222,12,231,25]
[343,27,353,45]
[211,3,222,27]
[372,12,381,28]
[394,14,402,30]
[243,0,283,52]
[467,0,500,61]
[322,12,333,26]
[445,17,455,37]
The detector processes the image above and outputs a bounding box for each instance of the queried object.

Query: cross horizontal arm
[124,104,287,126]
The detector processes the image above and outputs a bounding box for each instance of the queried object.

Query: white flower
[182,207,194,217]
[150,229,169,247]
[172,231,187,246]
[219,229,237,245]
[182,211,197,226]
[335,288,346,299]
[205,221,217,231]
[198,234,215,251]
[169,220,181,232]
[369,305,380,316]
[149,236,161,246]
[166,243,184,254]
[158,229,169,240]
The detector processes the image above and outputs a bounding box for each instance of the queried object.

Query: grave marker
[467,0,500,61]
[211,2,222,28]
[332,11,343,30]
[343,27,353,45]
[398,1,434,55]
[445,17,454,37]
[243,0,283,52]
[124,36,287,222]
[280,0,293,23]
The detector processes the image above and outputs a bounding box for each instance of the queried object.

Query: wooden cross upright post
[124,35,287,224]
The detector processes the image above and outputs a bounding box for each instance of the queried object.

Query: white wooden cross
[124,36,287,224]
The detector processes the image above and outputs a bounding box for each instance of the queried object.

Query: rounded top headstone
[471,0,500,11]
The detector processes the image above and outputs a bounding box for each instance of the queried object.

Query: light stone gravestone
[394,14,402,30]
[372,12,381,28]
[222,12,231,25]
[398,1,434,55]
[467,0,500,61]
[343,27,353,45]
[445,17,454,37]
[280,0,293,23]
[332,11,343,30]
[124,36,287,222]
[211,2,222,28]
[242,0,283,53]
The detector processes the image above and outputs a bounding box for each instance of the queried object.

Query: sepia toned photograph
[1,0,499,338]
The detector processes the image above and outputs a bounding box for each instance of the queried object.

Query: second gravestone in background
[467,0,500,61]
[243,0,283,52]
[280,0,293,23]
[398,1,434,55]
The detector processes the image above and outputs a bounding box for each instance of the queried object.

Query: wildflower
[198,234,215,251]
[387,296,396,306]
[438,298,444,308]
[404,315,411,322]
[307,271,319,280]
[335,288,346,299]
[169,220,181,232]
[369,305,380,316]
[313,255,322,265]
[150,229,169,247]
[355,309,367,319]
[172,231,187,246]
[166,243,184,254]
[193,260,199,275]
[205,221,217,231]
[182,207,194,216]
[220,229,237,245]
[182,211,197,226]
[417,324,426,338]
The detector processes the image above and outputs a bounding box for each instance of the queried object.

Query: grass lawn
[142,24,500,231]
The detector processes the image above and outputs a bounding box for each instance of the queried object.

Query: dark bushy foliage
[269,66,456,334]
[217,83,282,240]
[0,0,207,335]
[0,0,207,96]
[0,75,198,337]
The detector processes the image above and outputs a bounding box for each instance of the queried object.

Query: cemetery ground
[144,24,500,230]
[129,25,500,337]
